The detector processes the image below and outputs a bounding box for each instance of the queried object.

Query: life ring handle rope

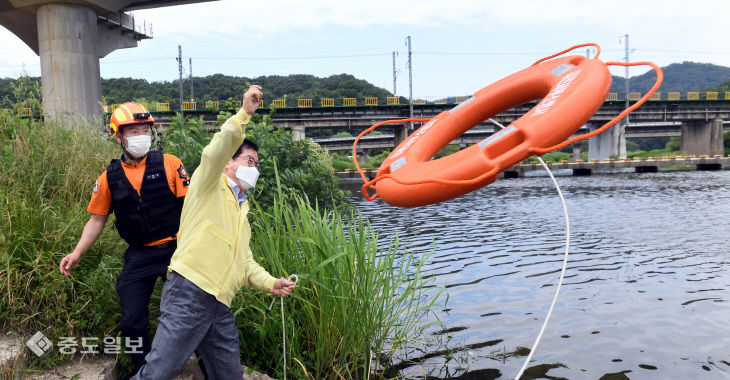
[531,42,602,65]
[352,44,663,202]
[530,60,662,155]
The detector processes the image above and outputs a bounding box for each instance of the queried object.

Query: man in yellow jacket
[133,85,296,379]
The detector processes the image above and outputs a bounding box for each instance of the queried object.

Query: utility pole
[177,45,184,122]
[620,34,630,158]
[189,57,194,101]
[406,36,413,131]
[392,51,397,96]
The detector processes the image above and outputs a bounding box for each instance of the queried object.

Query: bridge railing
[101,91,730,113]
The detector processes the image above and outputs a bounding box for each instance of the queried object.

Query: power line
[177,45,183,119]
[195,53,391,61]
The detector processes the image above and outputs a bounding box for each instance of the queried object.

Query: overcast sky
[1,0,728,98]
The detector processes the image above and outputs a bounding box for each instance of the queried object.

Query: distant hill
[0,73,394,108]
[709,78,730,93]
[100,73,394,106]
[609,61,730,94]
[3,62,730,108]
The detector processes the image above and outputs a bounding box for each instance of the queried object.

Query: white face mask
[235,165,259,190]
[124,135,151,158]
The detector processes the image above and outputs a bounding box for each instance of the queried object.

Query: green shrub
[434,144,460,159]
[627,148,679,159]
[163,111,345,209]
[523,151,572,163]
[666,136,680,151]
[332,131,352,138]
[0,113,125,367]
[330,152,378,172]
[1,113,441,378]
[9,71,42,117]
[237,172,442,379]
[245,114,345,208]
[161,113,211,175]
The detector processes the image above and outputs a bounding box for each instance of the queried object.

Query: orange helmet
[109,102,155,134]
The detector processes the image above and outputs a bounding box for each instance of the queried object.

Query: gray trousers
[132,272,243,380]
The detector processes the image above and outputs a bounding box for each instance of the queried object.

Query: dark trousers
[116,242,209,378]
[116,243,176,373]
[133,272,243,380]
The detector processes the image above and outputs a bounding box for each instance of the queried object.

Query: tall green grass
[0,113,125,367]
[235,165,442,379]
[1,114,443,378]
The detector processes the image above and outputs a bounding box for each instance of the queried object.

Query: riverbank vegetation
[1,73,395,112]
[336,133,730,172]
[0,112,441,378]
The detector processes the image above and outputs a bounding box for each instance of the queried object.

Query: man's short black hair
[233,138,259,159]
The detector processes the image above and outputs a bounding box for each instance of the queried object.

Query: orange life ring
[374,54,612,207]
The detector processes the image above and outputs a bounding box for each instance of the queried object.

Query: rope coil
[267,274,299,380]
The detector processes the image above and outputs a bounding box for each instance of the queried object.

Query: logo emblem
[177,165,188,179]
[26,331,53,357]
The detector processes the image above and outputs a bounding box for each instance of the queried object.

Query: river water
[345,170,730,379]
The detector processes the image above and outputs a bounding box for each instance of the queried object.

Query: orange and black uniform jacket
[88,151,189,247]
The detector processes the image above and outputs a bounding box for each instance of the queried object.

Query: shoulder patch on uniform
[177,165,189,179]
[93,181,99,194]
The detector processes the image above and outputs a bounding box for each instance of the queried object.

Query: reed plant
[0,113,125,366]
[1,113,442,378]
[235,165,442,379]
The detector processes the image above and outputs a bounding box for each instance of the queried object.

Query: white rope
[267,274,298,380]
[485,119,571,380]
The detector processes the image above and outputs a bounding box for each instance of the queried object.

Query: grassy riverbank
[0,114,441,378]
[0,113,124,368]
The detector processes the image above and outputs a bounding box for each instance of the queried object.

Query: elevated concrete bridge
[0,0,216,126]
[265,100,730,159]
[144,99,728,159]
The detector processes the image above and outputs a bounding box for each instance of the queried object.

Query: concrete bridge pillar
[588,123,613,161]
[394,125,408,148]
[37,4,103,127]
[357,148,369,164]
[680,119,724,157]
[291,125,306,141]
[588,122,624,161]
[572,142,582,161]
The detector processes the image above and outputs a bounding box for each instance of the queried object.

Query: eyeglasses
[237,154,260,170]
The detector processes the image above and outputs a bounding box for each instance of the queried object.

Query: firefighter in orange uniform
[58,102,197,378]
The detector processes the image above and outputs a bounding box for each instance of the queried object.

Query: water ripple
[346,170,730,379]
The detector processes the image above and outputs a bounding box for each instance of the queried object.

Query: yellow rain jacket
[168,108,276,307]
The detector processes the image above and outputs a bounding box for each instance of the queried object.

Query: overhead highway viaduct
[0,0,216,126]
[263,100,729,159]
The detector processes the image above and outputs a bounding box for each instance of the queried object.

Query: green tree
[10,69,42,116]
[332,131,352,138]
[245,113,345,207]
[162,113,211,175]
[161,111,344,208]
[666,136,680,151]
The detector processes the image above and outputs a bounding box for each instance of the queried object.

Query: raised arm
[191,85,262,194]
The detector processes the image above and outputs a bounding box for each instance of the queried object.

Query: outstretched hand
[243,85,262,115]
[59,252,81,277]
